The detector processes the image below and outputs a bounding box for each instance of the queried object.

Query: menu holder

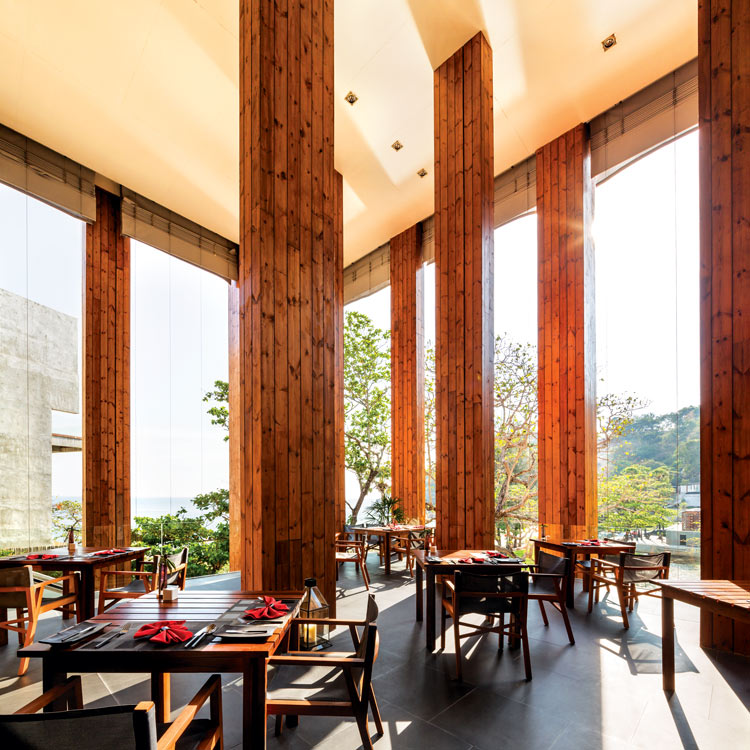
[40,621,109,646]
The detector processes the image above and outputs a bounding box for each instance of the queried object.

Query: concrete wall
[0,288,78,548]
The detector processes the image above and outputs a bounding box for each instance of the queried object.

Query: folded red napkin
[486,551,508,558]
[458,557,473,563]
[27,553,59,560]
[134,620,193,644]
[244,596,289,620]
[92,548,127,556]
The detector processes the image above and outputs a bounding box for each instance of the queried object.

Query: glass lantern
[298,577,330,650]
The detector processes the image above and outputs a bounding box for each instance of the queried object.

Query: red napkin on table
[27,553,59,560]
[92,548,127,556]
[458,557,473,564]
[486,551,508,558]
[134,620,193,645]
[244,596,289,620]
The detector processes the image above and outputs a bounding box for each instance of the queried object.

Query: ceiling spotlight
[417,168,428,178]
[344,91,358,105]
[391,140,404,151]
[601,34,616,51]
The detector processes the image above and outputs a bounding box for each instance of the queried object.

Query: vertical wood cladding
[238,0,340,608]
[536,124,597,541]
[390,224,425,523]
[699,0,750,655]
[434,32,495,549]
[83,187,130,548]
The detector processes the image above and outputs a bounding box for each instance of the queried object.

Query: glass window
[594,130,700,578]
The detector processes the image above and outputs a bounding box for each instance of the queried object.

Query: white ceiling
[0,0,696,266]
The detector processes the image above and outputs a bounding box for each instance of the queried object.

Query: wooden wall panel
[83,187,130,548]
[699,0,750,655]
[237,0,340,609]
[434,33,494,549]
[536,124,596,541]
[390,224,425,523]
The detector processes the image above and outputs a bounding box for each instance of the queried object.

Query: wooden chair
[575,538,636,592]
[0,674,223,749]
[0,566,80,676]
[269,593,383,750]
[391,530,428,575]
[97,554,161,614]
[335,534,370,589]
[524,551,575,644]
[441,569,532,682]
[588,551,671,628]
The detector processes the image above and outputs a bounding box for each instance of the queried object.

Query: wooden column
[536,124,597,541]
[83,187,130,548]
[390,224,425,523]
[334,172,345,532]
[237,0,340,607]
[699,0,750,655]
[434,32,494,550]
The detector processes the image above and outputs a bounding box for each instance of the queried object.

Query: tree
[598,464,678,535]
[52,500,82,544]
[424,343,436,514]
[343,310,391,523]
[203,380,229,440]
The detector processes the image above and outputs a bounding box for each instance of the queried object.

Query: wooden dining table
[657,580,750,692]
[350,524,426,574]
[0,545,147,620]
[413,549,521,651]
[19,589,301,749]
[530,538,636,608]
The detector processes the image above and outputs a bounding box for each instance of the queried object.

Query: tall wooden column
[699,0,750,655]
[434,32,494,549]
[237,0,340,607]
[83,187,131,547]
[390,224,425,523]
[536,124,597,541]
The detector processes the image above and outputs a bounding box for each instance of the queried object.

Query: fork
[94,621,131,649]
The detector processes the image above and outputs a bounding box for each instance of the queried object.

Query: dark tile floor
[1,560,749,749]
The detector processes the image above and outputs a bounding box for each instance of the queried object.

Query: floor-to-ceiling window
[594,130,700,578]
[130,241,229,576]
[423,261,436,520]
[0,184,84,551]
[493,213,538,550]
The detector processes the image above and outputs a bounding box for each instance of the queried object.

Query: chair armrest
[33,574,79,594]
[443,580,456,593]
[15,676,82,713]
[528,572,565,579]
[102,569,155,578]
[269,655,365,668]
[591,558,619,569]
[292,617,366,627]
[157,674,222,750]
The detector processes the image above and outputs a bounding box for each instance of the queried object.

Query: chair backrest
[0,566,33,608]
[0,704,157,750]
[408,530,428,550]
[166,547,188,587]
[454,569,529,616]
[620,552,671,583]
[355,593,379,661]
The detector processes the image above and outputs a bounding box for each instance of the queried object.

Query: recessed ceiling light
[417,168,428,178]
[601,34,616,51]
[344,91,358,105]
[391,140,404,151]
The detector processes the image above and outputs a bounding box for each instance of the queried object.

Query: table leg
[416,563,423,622]
[79,568,95,620]
[426,568,436,651]
[243,659,268,749]
[0,608,6,646]
[662,595,675,692]
[62,578,74,620]
[151,672,171,722]
[565,550,576,609]
[384,532,391,575]
[43,660,67,712]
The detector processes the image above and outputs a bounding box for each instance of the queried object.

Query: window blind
[0,123,96,221]
[493,154,536,228]
[120,188,238,282]
[343,241,390,306]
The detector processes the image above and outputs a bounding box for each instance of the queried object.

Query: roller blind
[494,155,536,228]
[343,241,390,306]
[0,123,96,221]
[120,188,238,282]
[590,58,698,180]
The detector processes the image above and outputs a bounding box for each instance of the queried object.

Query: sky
[0,130,699,508]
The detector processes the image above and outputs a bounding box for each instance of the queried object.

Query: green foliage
[365,493,404,526]
[203,380,229,441]
[52,500,82,544]
[344,310,391,523]
[424,344,436,514]
[598,464,679,533]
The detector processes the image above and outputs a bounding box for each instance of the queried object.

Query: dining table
[530,538,636,608]
[350,524,426,574]
[413,549,521,651]
[0,545,148,620]
[19,589,302,749]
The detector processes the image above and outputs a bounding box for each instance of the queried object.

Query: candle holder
[298,578,330,650]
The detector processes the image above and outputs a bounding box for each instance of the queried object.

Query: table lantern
[298,577,330,650]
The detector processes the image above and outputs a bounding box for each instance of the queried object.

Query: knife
[188,623,217,649]
[184,626,208,649]
[61,623,108,642]
[94,622,131,648]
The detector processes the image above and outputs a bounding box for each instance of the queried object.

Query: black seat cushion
[110,579,148,594]
[267,663,351,702]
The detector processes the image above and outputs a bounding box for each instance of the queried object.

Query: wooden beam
[390,223,425,523]
[536,124,596,541]
[83,187,130,548]
[434,33,494,549]
[699,0,750,655]
[237,0,340,609]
